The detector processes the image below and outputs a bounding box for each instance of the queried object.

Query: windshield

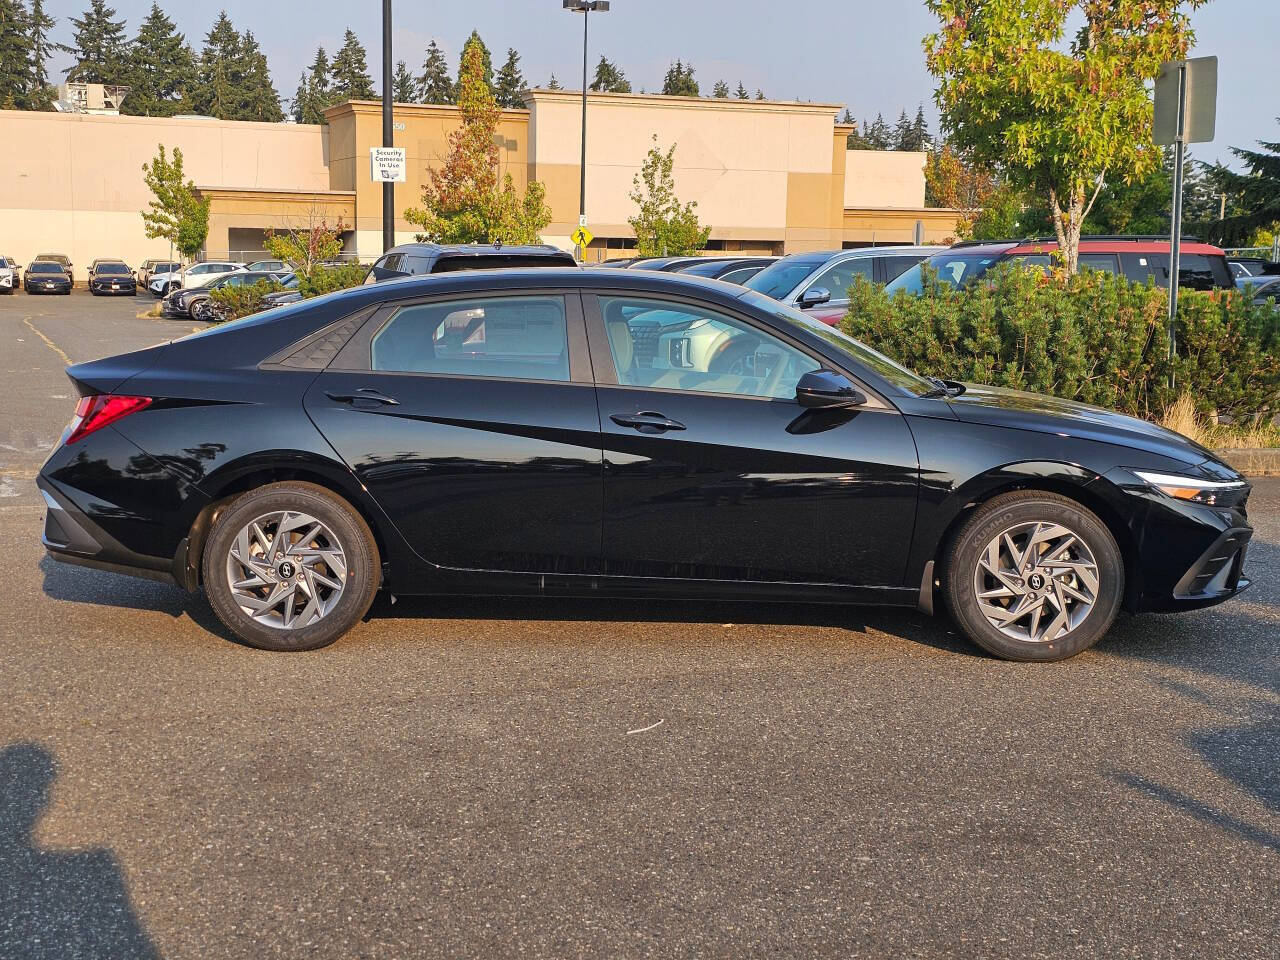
[740,290,934,396]
[95,263,131,275]
[885,253,999,294]
[30,262,64,274]
[743,257,828,299]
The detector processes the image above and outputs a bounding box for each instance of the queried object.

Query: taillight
[66,394,152,444]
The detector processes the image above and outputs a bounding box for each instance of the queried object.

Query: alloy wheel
[225,510,347,629]
[972,520,1099,643]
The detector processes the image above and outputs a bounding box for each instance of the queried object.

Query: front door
[586,293,919,586]
[305,291,603,574]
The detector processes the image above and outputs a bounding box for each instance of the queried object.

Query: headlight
[1132,469,1248,506]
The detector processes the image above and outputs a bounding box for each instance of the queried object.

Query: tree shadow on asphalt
[0,743,161,960]
[1094,522,1280,855]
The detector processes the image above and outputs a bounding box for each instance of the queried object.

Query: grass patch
[1159,394,1280,450]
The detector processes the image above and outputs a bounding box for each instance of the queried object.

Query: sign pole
[381,0,394,254]
[577,6,589,262]
[1167,61,1188,391]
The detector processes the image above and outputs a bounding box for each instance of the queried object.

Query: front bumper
[91,280,136,294]
[27,279,71,293]
[161,296,192,317]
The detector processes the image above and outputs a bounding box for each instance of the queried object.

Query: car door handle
[325,388,400,406]
[610,411,686,432]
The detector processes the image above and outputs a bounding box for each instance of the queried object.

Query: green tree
[546,73,562,91]
[456,30,492,96]
[734,81,748,100]
[925,0,1204,273]
[293,47,330,123]
[1205,124,1280,245]
[190,11,241,118]
[0,0,31,107]
[712,79,729,99]
[404,40,551,245]
[662,60,698,97]
[264,208,346,277]
[754,88,765,100]
[331,28,374,100]
[863,113,890,149]
[416,39,452,104]
[140,144,209,259]
[628,135,710,257]
[27,0,64,109]
[65,0,128,84]
[494,47,524,107]
[236,30,282,121]
[589,55,630,93]
[891,109,912,150]
[909,104,931,152]
[841,109,871,149]
[122,3,194,116]
[391,59,415,103]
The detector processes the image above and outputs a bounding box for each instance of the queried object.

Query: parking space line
[20,316,73,367]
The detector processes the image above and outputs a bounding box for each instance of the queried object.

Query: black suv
[363,242,578,285]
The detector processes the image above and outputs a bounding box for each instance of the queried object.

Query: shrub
[298,262,368,297]
[207,279,283,321]
[842,266,1280,421]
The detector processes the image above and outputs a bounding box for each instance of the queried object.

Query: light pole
[563,0,609,261]
[381,0,394,253]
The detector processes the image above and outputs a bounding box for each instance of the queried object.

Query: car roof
[384,242,570,258]
[830,245,947,260]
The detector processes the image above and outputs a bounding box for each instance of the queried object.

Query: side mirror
[797,286,831,308]
[795,369,866,409]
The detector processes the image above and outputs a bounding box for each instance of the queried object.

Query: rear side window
[1078,253,1119,275]
[431,254,576,272]
[883,256,924,282]
[371,295,570,382]
[803,258,874,302]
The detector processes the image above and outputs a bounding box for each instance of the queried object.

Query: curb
[1215,448,1280,478]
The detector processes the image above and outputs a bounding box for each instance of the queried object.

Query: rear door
[304,289,604,575]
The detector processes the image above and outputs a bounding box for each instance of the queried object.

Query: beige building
[0,91,959,280]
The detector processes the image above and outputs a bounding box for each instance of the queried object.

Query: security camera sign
[370,147,406,183]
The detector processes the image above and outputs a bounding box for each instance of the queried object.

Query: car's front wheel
[944,491,1123,662]
[202,482,380,651]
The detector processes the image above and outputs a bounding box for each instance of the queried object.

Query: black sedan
[37,269,1252,660]
[24,260,73,294]
[89,260,137,296]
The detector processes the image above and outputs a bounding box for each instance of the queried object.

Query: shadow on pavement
[0,743,160,960]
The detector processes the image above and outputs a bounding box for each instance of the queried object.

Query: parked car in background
[623,256,708,272]
[35,253,73,286]
[148,264,186,297]
[140,259,182,287]
[1242,275,1280,305]
[258,274,303,309]
[88,260,137,296]
[163,270,289,320]
[1227,256,1279,282]
[24,260,72,294]
[0,256,16,294]
[887,237,1235,295]
[364,243,576,284]
[178,261,247,290]
[675,256,779,285]
[245,259,291,273]
[744,246,944,324]
[39,268,1252,660]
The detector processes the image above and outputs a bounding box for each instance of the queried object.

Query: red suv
[885,236,1234,294]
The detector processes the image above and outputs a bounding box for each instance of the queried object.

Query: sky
[42,0,1280,169]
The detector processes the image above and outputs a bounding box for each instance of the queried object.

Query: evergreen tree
[662,60,698,97]
[494,47,524,108]
[589,55,629,93]
[294,46,330,123]
[865,113,891,149]
[547,73,561,90]
[123,3,194,117]
[28,0,63,108]
[456,30,492,96]
[712,79,729,99]
[754,88,765,100]
[236,30,282,121]
[909,103,931,152]
[191,11,242,119]
[65,0,129,84]
[1206,128,1280,244]
[0,0,30,107]
[891,109,912,150]
[331,28,374,100]
[734,81,748,100]
[392,59,415,103]
[290,71,309,123]
[416,39,452,104]
[840,109,870,149]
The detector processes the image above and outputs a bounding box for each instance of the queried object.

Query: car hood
[946,383,1220,468]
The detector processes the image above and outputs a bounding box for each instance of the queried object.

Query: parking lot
[2,291,1278,957]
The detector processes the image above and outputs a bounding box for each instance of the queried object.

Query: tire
[190,298,212,321]
[202,482,380,651]
[943,491,1123,662]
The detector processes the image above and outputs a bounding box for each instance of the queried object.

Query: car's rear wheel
[202,482,380,651]
[944,491,1123,662]
[191,298,214,321]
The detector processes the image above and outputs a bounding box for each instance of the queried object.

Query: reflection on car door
[305,291,604,574]
[586,293,920,586]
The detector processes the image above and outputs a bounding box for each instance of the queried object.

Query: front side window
[743,256,828,300]
[371,295,570,382]
[598,296,819,400]
[802,257,875,302]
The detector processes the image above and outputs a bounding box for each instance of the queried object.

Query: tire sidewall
[202,482,379,651]
[946,495,1123,662]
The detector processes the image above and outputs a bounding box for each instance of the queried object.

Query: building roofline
[522,88,845,114]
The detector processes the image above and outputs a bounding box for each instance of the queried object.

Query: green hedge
[208,279,284,321]
[298,262,368,297]
[842,266,1280,420]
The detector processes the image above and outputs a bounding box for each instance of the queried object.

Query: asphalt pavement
[1,291,1277,959]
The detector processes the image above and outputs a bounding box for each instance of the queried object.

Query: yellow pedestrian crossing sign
[571,225,594,248]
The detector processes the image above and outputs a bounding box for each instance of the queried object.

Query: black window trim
[579,288,894,411]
